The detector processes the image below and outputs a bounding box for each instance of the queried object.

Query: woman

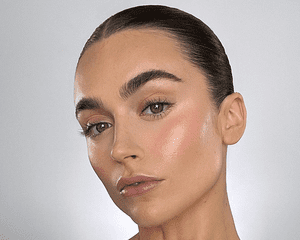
[74,5,246,240]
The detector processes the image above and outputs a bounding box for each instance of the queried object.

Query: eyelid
[80,114,113,138]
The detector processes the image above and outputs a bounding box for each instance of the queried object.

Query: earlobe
[219,93,247,145]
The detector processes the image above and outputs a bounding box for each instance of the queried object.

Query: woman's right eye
[82,122,112,138]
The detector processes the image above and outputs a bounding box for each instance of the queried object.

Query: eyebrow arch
[75,70,182,118]
[75,97,103,119]
[119,69,182,100]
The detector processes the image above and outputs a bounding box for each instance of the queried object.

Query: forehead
[74,29,205,104]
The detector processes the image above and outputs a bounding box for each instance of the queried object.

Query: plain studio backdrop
[0,0,299,239]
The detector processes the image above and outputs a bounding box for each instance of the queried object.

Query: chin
[121,198,180,228]
[129,208,168,228]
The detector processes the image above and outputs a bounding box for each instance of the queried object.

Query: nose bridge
[113,117,130,146]
[111,115,144,162]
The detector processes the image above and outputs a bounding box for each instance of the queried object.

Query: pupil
[150,103,163,113]
[96,123,107,132]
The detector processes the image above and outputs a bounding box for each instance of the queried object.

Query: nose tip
[110,140,143,163]
[111,154,137,162]
[110,121,144,163]
[110,149,139,162]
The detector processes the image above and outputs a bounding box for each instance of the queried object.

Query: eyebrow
[75,69,182,118]
[119,69,182,100]
[75,97,103,119]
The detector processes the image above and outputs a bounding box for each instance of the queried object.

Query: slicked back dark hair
[78,5,234,108]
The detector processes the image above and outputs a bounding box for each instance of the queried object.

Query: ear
[218,93,247,145]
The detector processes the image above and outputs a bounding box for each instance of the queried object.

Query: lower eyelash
[80,123,97,137]
[79,129,85,136]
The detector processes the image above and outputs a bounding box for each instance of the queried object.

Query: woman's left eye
[141,101,172,118]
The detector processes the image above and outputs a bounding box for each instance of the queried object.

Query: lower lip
[121,180,162,198]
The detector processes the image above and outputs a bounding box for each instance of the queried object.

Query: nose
[110,122,144,163]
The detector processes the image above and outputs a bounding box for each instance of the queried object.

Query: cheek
[160,117,198,160]
[86,139,119,187]
[148,106,222,181]
[87,139,129,212]
[149,109,206,167]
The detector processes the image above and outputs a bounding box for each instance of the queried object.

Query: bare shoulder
[129,233,139,240]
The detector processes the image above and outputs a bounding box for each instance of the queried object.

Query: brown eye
[142,100,172,118]
[82,122,112,138]
[150,103,164,114]
[95,123,111,133]
[84,122,112,138]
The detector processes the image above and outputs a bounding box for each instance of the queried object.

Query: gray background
[1,0,299,239]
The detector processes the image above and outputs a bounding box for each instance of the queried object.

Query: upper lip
[116,175,162,192]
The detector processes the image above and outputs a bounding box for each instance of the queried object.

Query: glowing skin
[75,29,245,239]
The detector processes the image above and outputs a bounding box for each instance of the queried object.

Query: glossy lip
[116,175,163,195]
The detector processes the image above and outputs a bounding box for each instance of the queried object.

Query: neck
[135,167,240,240]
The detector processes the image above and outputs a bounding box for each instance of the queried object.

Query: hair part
[78,5,234,108]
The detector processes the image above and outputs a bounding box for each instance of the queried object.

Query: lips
[117,175,163,197]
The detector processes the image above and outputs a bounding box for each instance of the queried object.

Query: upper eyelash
[141,98,169,111]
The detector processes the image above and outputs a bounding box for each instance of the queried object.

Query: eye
[82,122,112,138]
[143,103,166,115]
[141,99,173,119]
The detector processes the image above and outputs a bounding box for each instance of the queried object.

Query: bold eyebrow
[75,97,103,119]
[75,70,182,118]
[119,69,182,100]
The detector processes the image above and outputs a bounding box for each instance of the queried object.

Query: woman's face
[75,29,225,227]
